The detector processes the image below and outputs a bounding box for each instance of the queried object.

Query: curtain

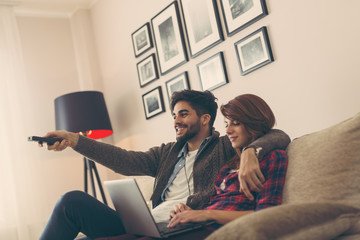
[0,4,48,240]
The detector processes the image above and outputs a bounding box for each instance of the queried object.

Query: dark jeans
[40,190,126,240]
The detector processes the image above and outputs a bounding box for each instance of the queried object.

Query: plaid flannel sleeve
[255,150,288,211]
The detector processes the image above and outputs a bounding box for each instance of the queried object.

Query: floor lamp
[54,91,113,205]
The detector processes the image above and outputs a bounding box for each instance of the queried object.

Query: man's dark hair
[170,90,218,128]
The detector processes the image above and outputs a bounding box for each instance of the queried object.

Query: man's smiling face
[172,101,201,142]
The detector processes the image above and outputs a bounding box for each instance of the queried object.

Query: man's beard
[176,121,201,142]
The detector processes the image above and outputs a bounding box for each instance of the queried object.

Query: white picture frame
[197,52,229,91]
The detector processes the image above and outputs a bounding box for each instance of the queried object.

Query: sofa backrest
[282,112,360,208]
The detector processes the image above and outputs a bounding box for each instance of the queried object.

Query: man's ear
[201,114,211,126]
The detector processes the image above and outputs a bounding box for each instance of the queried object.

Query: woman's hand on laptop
[168,209,211,228]
[169,203,191,220]
[42,130,79,151]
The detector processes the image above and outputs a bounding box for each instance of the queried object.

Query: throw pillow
[282,112,360,208]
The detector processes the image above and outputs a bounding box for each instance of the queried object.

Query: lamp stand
[84,157,108,205]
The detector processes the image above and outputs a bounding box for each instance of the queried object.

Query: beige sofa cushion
[282,112,360,208]
[205,202,360,240]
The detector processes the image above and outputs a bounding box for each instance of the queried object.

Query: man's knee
[55,190,89,213]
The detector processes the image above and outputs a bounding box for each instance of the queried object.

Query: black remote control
[28,136,63,145]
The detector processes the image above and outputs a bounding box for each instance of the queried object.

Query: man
[40,90,290,240]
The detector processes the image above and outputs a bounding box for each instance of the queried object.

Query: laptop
[104,178,215,238]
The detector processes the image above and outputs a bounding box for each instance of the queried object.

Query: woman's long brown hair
[220,94,276,169]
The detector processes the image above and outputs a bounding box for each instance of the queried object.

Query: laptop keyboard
[157,221,200,234]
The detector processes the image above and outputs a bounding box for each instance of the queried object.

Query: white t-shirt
[151,150,197,222]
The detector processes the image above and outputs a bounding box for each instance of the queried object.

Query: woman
[97,94,288,240]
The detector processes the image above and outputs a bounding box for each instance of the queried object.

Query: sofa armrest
[205,202,360,240]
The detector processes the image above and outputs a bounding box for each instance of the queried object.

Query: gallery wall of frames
[131,0,273,120]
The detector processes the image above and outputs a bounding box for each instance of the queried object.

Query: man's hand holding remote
[42,130,79,151]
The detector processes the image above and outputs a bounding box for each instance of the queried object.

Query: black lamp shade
[55,91,113,139]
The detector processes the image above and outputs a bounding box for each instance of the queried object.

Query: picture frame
[165,72,190,103]
[180,0,223,58]
[197,52,228,91]
[142,86,166,119]
[234,26,274,75]
[220,0,268,36]
[131,23,153,57]
[136,54,159,88]
[151,2,188,75]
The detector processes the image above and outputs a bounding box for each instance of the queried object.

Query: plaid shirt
[203,149,288,211]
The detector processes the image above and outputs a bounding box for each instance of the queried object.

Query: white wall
[17,14,111,212]
[90,0,360,152]
[17,17,84,212]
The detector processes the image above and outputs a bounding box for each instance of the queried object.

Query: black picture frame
[151,1,188,75]
[197,52,228,91]
[131,23,153,57]
[136,54,159,88]
[165,72,190,104]
[220,0,268,36]
[142,86,166,119]
[180,0,223,58]
[234,26,274,75]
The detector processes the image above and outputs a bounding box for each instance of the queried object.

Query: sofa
[205,112,360,240]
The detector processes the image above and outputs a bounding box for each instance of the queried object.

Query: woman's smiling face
[225,118,251,150]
